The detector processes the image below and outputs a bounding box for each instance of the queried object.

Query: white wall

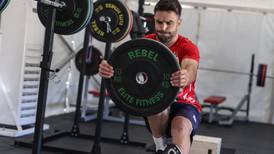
[0,0,45,126]
[0,0,31,126]
[194,9,274,123]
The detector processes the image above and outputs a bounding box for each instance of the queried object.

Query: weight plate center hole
[136,72,148,85]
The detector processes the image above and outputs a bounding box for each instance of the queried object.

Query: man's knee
[171,116,193,136]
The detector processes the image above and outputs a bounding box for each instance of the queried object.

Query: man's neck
[165,34,179,47]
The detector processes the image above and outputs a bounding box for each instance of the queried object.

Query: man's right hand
[98,60,114,78]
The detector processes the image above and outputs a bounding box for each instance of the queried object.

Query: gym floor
[0,112,274,154]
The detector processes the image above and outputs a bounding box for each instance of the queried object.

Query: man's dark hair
[154,0,182,17]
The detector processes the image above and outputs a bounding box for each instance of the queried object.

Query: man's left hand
[170,69,190,88]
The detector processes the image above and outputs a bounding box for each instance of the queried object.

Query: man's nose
[159,23,167,31]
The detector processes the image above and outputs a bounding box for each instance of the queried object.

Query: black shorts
[144,102,201,143]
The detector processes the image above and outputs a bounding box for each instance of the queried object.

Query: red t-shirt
[145,34,202,112]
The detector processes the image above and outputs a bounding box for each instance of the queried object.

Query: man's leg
[164,103,201,154]
[147,108,169,152]
[171,116,193,154]
[147,108,169,137]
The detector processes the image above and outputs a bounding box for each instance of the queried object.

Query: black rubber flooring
[0,112,273,154]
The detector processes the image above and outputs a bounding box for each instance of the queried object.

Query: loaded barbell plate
[37,0,93,35]
[90,0,132,42]
[105,38,180,116]
[75,46,102,76]
[116,6,133,42]
[117,6,133,42]
[73,1,94,34]
[0,0,4,7]
[0,0,10,14]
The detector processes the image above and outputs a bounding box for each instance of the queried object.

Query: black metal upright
[120,113,130,143]
[91,42,112,154]
[32,5,57,154]
[138,0,145,16]
[246,54,255,121]
[71,25,92,136]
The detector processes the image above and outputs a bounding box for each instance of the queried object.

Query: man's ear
[178,18,182,26]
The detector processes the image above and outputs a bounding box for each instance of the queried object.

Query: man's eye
[166,22,172,25]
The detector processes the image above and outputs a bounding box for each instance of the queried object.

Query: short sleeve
[181,42,200,62]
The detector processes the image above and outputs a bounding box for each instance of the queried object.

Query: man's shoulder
[177,35,198,49]
[178,35,195,45]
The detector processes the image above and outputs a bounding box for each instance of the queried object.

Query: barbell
[199,63,273,87]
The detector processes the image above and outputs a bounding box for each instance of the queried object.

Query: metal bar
[71,27,92,136]
[32,6,56,154]
[71,73,84,136]
[138,0,145,16]
[120,113,130,143]
[231,95,249,120]
[52,53,75,72]
[199,67,274,79]
[199,67,254,76]
[218,95,248,125]
[51,35,76,72]
[81,76,90,118]
[196,8,202,45]
[266,75,274,79]
[247,54,255,119]
[37,0,66,9]
[91,76,101,88]
[58,35,75,54]
[91,41,112,154]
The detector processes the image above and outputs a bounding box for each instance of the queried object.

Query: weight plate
[106,38,180,116]
[75,46,102,76]
[0,0,5,9]
[37,0,93,35]
[256,64,267,87]
[90,0,132,42]
[116,6,133,42]
[0,0,10,14]
[118,5,133,41]
[74,0,94,34]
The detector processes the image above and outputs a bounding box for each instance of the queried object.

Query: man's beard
[156,31,176,44]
